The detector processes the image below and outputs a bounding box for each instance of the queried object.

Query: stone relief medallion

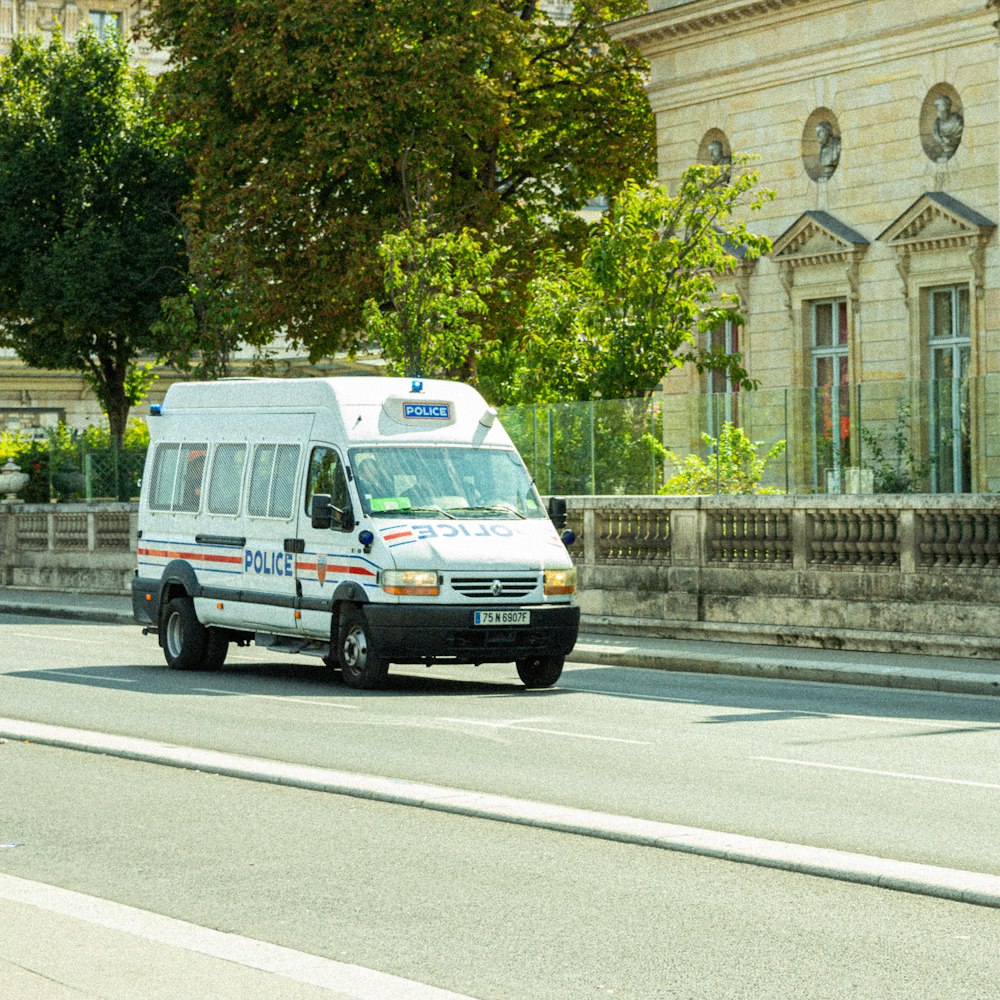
[802,108,842,181]
[920,84,964,163]
[698,129,732,169]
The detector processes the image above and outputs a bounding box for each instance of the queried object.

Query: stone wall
[5,497,1000,657]
[567,494,1000,657]
[0,502,136,594]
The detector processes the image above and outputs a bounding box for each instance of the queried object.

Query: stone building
[0,0,166,71]
[609,0,1000,493]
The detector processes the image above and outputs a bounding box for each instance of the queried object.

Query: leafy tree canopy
[363,206,505,382]
[505,160,775,403]
[0,32,188,440]
[147,0,654,360]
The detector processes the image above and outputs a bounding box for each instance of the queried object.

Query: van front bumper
[361,603,580,664]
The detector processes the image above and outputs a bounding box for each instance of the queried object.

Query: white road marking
[31,668,139,684]
[2,717,999,908]
[744,708,995,730]
[193,689,359,710]
[438,717,649,745]
[569,693,992,731]
[755,756,1000,791]
[0,872,476,999]
[560,685,699,704]
[11,631,103,645]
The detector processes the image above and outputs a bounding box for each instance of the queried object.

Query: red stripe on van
[296,561,376,578]
[138,546,242,565]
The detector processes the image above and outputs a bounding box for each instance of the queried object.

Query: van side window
[305,447,349,521]
[207,443,246,515]
[149,442,207,512]
[248,443,300,519]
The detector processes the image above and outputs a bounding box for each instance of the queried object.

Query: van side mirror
[547,496,567,530]
[311,493,355,532]
[311,493,333,529]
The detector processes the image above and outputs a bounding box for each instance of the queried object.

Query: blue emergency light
[411,379,424,393]
[149,404,162,416]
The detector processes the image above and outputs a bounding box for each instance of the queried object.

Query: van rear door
[238,416,312,631]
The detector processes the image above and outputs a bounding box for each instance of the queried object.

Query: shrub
[660,422,786,495]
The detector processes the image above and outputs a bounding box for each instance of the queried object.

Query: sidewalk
[1,587,998,697]
[0,872,471,1000]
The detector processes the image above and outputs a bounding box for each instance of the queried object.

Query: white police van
[132,376,579,689]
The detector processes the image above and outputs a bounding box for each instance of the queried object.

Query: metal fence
[3,373,997,501]
[6,440,145,503]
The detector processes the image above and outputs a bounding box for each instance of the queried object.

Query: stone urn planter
[0,458,30,502]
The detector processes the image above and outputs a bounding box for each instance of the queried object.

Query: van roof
[157,376,509,447]
[162,376,482,409]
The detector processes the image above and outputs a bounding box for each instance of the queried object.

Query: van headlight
[544,567,577,595]
[380,569,440,596]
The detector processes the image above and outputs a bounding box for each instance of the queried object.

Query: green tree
[363,207,504,380]
[0,32,188,442]
[507,160,774,403]
[152,217,265,381]
[147,0,654,362]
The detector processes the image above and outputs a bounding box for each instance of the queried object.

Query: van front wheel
[516,655,563,688]
[339,608,389,690]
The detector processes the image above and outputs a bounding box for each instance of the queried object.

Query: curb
[3,717,999,910]
[567,642,1000,698]
[0,600,133,626]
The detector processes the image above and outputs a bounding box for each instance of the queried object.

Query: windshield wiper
[458,504,526,519]
[407,505,458,519]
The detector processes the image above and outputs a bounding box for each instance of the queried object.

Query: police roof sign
[383,396,456,427]
[403,401,451,420]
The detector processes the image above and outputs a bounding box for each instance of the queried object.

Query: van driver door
[296,445,373,638]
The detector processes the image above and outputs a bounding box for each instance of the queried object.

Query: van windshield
[349,446,546,519]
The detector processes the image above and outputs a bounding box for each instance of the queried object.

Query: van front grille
[450,575,538,599]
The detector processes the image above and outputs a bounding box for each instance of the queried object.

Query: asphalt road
[4,738,1000,1000]
[1,614,998,877]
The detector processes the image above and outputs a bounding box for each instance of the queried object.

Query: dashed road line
[755,755,1000,791]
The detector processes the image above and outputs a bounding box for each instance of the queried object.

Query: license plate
[474,610,530,626]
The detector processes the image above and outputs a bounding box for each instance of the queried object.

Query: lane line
[192,689,360,710]
[564,687,994,730]
[437,716,649,745]
[0,872,476,999]
[10,631,103,645]
[2,716,999,909]
[9,668,138,684]
[755,756,1000,791]
[559,686,700,704]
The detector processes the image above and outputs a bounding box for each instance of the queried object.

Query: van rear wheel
[162,596,216,671]
[339,608,389,690]
[516,655,563,688]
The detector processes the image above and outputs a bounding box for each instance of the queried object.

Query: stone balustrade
[0,502,137,594]
[3,498,1000,657]
[567,494,1000,658]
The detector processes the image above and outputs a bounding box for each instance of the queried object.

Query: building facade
[0,0,166,70]
[609,0,1000,493]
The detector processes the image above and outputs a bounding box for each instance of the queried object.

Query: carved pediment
[878,192,995,252]
[607,0,814,49]
[771,211,868,268]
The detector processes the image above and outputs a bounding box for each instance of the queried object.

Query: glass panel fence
[501,375,1000,496]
